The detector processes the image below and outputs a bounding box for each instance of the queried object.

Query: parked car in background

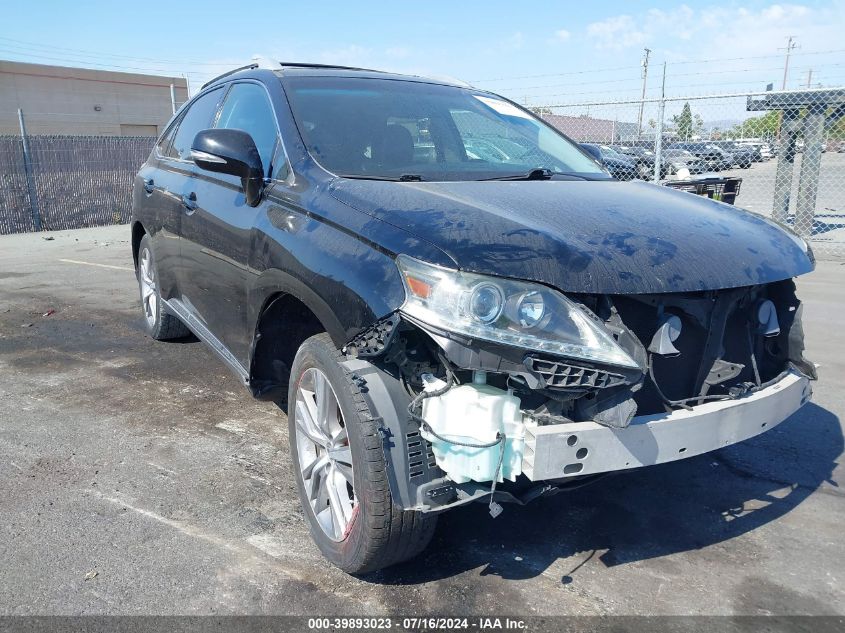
[736,139,773,159]
[667,142,730,171]
[706,144,741,170]
[732,142,764,162]
[743,144,764,162]
[613,145,668,179]
[661,148,707,175]
[131,62,817,574]
[580,143,638,180]
[711,141,755,168]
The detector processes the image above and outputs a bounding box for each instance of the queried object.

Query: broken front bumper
[523,370,812,481]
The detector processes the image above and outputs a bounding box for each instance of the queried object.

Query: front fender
[245,196,409,362]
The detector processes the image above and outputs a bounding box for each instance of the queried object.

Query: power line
[470,64,642,83]
[475,48,845,85]
[0,47,208,76]
[665,46,842,66]
[512,74,845,103]
[0,36,230,66]
[492,63,845,97]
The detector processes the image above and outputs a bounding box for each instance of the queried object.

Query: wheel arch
[131,220,147,269]
[247,275,349,403]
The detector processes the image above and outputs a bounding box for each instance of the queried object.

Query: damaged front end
[342,258,815,515]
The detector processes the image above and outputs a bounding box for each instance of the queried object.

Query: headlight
[396,255,639,369]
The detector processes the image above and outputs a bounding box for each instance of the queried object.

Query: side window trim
[155,87,225,164]
[155,111,184,160]
[215,79,292,183]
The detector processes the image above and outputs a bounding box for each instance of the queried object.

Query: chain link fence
[0,134,154,235]
[535,87,845,260]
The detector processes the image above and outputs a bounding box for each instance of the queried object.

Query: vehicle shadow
[365,402,841,584]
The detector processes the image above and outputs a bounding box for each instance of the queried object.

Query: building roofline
[0,58,188,87]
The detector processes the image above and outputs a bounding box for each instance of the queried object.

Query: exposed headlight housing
[396,255,639,369]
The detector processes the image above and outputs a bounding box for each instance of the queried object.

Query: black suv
[667,142,732,171]
[132,63,816,574]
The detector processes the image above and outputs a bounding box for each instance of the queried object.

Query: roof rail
[277,61,383,73]
[201,63,258,89]
[200,61,386,90]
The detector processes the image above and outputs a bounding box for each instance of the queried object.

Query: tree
[529,106,553,116]
[732,111,780,139]
[672,102,694,140]
[830,114,845,141]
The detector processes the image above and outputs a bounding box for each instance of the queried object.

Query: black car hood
[330,179,814,294]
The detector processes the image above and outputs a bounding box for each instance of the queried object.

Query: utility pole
[780,36,798,90]
[775,37,799,143]
[17,109,42,232]
[806,69,813,88]
[652,62,667,184]
[636,47,651,140]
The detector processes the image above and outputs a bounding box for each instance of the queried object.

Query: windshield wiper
[338,174,424,182]
[478,168,555,181]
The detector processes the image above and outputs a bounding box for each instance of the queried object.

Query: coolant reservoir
[420,372,525,484]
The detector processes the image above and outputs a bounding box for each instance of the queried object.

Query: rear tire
[288,333,437,574]
[136,234,190,340]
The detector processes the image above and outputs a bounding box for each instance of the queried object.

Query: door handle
[181,192,197,211]
[143,178,155,194]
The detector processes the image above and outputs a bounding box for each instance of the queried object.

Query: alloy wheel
[293,367,356,541]
[139,247,157,328]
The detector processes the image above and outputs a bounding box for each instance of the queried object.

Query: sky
[2,0,844,123]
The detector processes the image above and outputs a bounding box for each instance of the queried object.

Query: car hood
[329,179,814,294]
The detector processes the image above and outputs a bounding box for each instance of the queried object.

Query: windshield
[282,76,605,181]
[599,145,627,159]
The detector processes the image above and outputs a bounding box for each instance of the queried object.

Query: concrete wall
[0,60,190,136]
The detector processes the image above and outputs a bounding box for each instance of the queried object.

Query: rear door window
[156,120,180,159]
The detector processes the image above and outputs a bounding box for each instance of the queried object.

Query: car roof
[202,62,471,90]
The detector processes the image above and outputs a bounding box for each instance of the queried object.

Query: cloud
[586,15,646,50]
[587,3,842,59]
[554,29,571,42]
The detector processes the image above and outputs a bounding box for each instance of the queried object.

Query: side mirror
[191,129,264,207]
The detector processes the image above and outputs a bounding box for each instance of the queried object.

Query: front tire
[136,234,189,340]
[288,333,437,574]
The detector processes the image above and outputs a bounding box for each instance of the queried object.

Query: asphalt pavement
[719,152,845,259]
[0,226,843,616]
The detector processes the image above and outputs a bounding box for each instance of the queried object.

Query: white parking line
[58,258,134,272]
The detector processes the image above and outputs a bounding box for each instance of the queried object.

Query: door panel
[140,162,191,300]
[179,81,283,365]
[136,121,186,300]
[178,172,263,364]
[153,86,226,304]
